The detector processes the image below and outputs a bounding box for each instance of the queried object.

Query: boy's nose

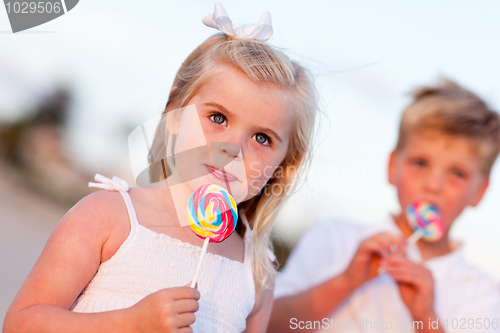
[423,170,444,193]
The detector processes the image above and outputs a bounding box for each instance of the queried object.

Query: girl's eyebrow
[203,102,284,144]
[204,102,234,117]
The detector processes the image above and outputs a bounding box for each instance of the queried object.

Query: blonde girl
[4,4,317,333]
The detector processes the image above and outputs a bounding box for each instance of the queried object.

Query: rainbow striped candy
[187,184,238,243]
[406,200,444,242]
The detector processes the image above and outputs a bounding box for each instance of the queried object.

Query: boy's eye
[412,159,426,167]
[253,133,271,146]
[451,169,466,178]
[210,113,226,125]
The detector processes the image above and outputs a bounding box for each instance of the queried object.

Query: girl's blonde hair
[149,33,317,290]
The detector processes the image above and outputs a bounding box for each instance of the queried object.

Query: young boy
[268,79,500,333]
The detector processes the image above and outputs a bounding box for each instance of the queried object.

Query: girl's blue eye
[253,133,271,146]
[210,113,226,125]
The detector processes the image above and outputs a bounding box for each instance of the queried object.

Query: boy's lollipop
[187,184,238,287]
[405,200,445,245]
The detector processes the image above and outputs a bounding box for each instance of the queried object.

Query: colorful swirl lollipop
[187,184,237,243]
[406,200,444,244]
[187,184,238,287]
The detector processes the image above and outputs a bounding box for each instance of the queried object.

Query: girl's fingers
[178,327,194,333]
[176,312,197,327]
[170,286,201,300]
[176,299,200,313]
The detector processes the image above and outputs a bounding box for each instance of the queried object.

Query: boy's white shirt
[275,216,500,333]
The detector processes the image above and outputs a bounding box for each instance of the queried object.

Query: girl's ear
[388,150,398,185]
[470,176,489,207]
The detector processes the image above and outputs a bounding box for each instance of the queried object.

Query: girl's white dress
[70,175,255,333]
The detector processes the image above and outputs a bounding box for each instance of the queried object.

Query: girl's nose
[209,142,242,168]
[219,141,241,159]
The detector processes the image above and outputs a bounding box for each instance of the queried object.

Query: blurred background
[1,0,500,326]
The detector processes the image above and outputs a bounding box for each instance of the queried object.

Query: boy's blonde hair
[148,34,317,290]
[396,78,500,175]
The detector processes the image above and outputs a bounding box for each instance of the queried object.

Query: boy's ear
[166,86,178,111]
[164,86,180,134]
[388,150,398,185]
[169,86,178,98]
[470,176,490,207]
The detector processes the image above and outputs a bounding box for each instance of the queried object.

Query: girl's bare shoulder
[60,190,131,262]
[65,190,129,227]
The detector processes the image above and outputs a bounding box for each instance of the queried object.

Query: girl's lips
[205,165,238,182]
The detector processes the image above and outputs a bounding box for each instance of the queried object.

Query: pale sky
[1,0,499,281]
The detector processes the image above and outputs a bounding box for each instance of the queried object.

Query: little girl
[4,3,317,333]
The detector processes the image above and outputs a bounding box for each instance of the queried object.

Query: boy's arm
[268,232,405,332]
[268,272,354,332]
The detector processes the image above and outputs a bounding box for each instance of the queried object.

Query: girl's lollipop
[187,184,238,287]
[405,200,445,245]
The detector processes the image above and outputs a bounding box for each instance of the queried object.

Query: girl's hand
[342,232,405,291]
[128,285,200,333]
[382,254,436,321]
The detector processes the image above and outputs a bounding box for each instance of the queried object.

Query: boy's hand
[382,254,436,321]
[342,232,405,291]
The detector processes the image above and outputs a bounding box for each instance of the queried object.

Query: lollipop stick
[190,237,210,288]
[407,229,424,246]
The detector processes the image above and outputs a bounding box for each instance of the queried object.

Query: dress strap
[88,174,139,232]
[240,209,253,243]
[88,174,129,192]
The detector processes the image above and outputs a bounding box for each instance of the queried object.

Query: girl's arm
[243,276,275,333]
[3,191,199,333]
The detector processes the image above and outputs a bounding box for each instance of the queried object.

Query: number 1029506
[444,318,498,330]
[5,2,62,14]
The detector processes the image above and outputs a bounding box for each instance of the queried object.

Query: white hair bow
[202,2,273,41]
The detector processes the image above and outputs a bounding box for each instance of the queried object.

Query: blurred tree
[0,87,92,206]
[0,88,70,164]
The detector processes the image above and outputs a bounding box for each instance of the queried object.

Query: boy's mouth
[408,199,443,217]
[205,164,238,182]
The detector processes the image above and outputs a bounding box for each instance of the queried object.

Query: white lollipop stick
[190,237,210,288]
[406,229,424,247]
